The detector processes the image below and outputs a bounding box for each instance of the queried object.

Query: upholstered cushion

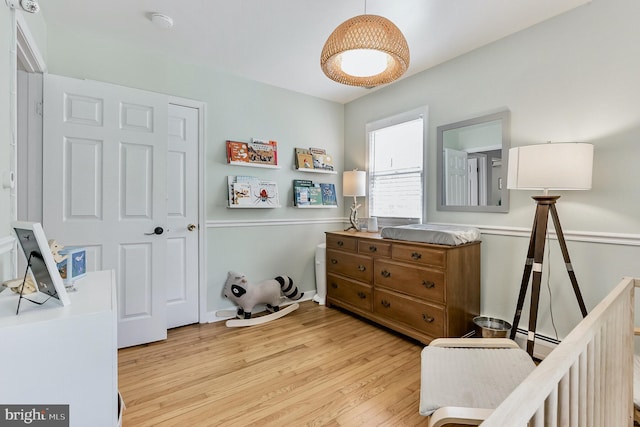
[420,346,536,416]
[380,224,480,246]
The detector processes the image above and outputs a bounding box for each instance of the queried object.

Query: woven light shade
[321,14,410,87]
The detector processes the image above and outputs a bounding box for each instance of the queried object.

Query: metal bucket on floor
[473,316,512,338]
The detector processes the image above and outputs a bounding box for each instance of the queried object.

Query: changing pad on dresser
[380,224,481,246]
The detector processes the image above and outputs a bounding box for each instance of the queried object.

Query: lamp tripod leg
[526,202,551,355]
[510,214,538,340]
[549,204,588,318]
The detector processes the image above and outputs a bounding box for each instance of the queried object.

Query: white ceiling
[37,0,590,104]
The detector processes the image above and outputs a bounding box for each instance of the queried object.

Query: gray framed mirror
[436,110,510,213]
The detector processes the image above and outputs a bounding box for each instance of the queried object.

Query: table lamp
[343,170,366,231]
[507,142,594,356]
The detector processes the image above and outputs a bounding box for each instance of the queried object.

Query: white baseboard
[204,290,316,324]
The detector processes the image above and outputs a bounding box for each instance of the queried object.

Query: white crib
[481,276,638,426]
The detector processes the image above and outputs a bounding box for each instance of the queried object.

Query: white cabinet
[0,270,118,427]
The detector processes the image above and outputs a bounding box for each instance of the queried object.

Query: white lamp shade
[508,143,593,190]
[343,170,366,197]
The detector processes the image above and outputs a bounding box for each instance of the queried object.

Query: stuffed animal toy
[48,240,67,264]
[223,271,302,319]
[3,277,37,295]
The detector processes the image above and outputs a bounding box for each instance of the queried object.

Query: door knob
[145,226,164,235]
[187,224,197,231]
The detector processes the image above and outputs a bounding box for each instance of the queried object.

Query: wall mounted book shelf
[295,167,336,175]
[228,161,281,169]
[227,176,281,208]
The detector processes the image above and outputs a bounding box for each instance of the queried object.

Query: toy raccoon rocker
[218,271,302,327]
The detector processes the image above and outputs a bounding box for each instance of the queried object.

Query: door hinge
[35,101,43,116]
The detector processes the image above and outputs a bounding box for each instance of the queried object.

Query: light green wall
[345,0,640,338]
[0,7,12,241]
[44,25,345,314]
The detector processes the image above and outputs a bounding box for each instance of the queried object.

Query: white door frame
[168,96,208,324]
[11,15,208,325]
[9,10,47,278]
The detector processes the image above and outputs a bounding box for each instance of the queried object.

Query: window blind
[370,169,422,219]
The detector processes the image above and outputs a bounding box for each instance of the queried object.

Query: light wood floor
[118,301,428,426]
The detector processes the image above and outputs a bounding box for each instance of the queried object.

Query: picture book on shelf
[293,180,311,206]
[254,181,279,207]
[294,186,310,206]
[227,141,249,163]
[312,153,334,171]
[308,186,323,205]
[248,139,278,165]
[320,183,337,206]
[295,148,314,170]
[231,182,252,206]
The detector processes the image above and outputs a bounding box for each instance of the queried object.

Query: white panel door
[43,74,168,348]
[467,157,479,206]
[476,154,488,206]
[166,104,199,328]
[444,148,468,206]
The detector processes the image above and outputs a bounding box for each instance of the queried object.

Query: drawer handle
[380,300,391,308]
[368,245,377,252]
[337,240,344,247]
[357,265,366,272]
[331,282,338,289]
[330,258,338,264]
[422,314,435,323]
[411,252,422,260]
[357,292,367,299]
[422,280,435,289]
[381,270,391,278]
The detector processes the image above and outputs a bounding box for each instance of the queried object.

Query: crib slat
[545,384,558,426]
[558,373,570,426]
[570,362,579,427]
[593,330,602,425]
[586,340,595,427]
[578,352,587,427]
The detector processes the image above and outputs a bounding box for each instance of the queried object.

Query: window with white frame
[366,107,427,225]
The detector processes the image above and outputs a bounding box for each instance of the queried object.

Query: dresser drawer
[327,274,372,311]
[374,289,445,337]
[326,234,358,253]
[327,249,372,282]
[392,244,445,268]
[374,260,445,303]
[358,240,391,258]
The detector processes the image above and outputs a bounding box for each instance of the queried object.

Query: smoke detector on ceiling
[151,13,174,29]
[5,0,40,13]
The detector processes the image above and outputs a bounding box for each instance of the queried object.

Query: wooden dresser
[325,231,480,344]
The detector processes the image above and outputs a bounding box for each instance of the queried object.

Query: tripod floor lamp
[507,142,594,356]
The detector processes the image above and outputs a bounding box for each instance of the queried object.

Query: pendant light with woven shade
[320,6,410,87]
